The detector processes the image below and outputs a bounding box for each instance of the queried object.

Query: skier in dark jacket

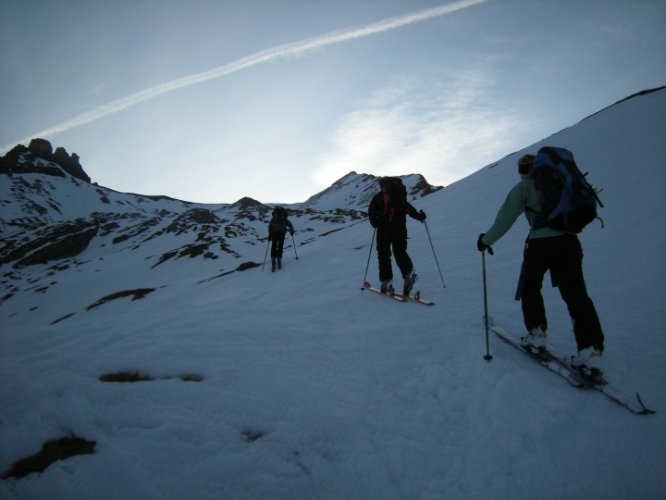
[268,207,294,272]
[476,154,604,375]
[369,177,426,295]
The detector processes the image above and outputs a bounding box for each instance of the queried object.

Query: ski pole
[423,220,446,288]
[482,250,493,361]
[362,228,376,288]
[261,238,270,272]
[291,232,299,260]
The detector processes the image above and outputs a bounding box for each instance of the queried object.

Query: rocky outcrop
[0,139,91,183]
[52,147,90,183]
[28,138,53,157]
[1,219,99,268]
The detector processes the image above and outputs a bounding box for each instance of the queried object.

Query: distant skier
[268,207,294,272]
[476,154,605,374]
[368,177,426,295]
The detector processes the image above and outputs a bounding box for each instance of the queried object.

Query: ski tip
[635,392,656,415]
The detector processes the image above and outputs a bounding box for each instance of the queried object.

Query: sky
[1,0,665,204]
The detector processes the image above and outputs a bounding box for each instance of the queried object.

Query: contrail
[2,0,488,152]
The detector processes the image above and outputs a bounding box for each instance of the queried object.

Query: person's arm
[406,203,426,221]
[368,194,381,228]
[483,182,527,246]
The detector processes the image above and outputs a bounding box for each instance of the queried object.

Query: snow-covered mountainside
[0,147,439,320]
[1,87,665,500]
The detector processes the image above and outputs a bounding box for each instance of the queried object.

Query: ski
[488,320,655,415]
[393,289,435,306]
[543,347,655,416]
[362,282,434,305]
[362,282,405,302]
[488,322,586,388]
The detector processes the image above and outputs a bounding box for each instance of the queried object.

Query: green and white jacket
[482,178,567,247]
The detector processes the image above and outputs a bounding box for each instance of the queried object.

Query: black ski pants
[270,232,286,259]
[520,234,604,351]
[376,225,413,283]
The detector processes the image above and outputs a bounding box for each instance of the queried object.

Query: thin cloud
[2,0,489,152]
[312,69,533,188]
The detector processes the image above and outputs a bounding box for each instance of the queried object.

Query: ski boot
[403,270,417,296]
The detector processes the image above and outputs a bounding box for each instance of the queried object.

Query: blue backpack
[531,146,604,233]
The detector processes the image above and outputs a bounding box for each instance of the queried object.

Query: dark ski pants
[520,234,604,352]
[270,232,286,259]
[376,225,413,282]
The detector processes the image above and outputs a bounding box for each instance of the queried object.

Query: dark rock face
[53,147,90,183]
[0,138,91,183]
[28,138,53,157]
[1,219,99,268]
[1,435,96,479]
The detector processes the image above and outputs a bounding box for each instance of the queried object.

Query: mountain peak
[0,138,91,183]
[231,197,267,210]
[304,171,442,210]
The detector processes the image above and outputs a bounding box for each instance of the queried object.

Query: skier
[268,207,294,272]
[368,177,426,295]
[476,154,605,373]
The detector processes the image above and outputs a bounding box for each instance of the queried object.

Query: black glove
[477,233,494,255]
[417,210,427,222]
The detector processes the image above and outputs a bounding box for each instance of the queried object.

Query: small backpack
[531,146,604,233]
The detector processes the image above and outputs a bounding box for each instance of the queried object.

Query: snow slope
[1,88,665,499]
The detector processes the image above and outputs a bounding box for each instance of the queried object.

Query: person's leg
[270,236,278,259]
[376,230,393,283]
[392,228,414,278]
[276,234,285,259]
[521,238,550,332]
[551,236,604,351]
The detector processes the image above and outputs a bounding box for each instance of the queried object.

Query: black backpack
[531,146,603,233]
[382,177,407,221]
[272,207,287,225]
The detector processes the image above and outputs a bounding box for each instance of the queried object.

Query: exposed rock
[2,220,99,267]
[86,288,156,310]
[99,371,153,383]
[237,261,260,271]
[410,174,443,197]
[168,208,220,229]
[0,144,28,169]
[28,138,53,157]
[98,371,204,383]
[53,147,90,183]
[1,435,95,479]
[231,197,266,210]
[14,226,98,268]
[0,139,91,183]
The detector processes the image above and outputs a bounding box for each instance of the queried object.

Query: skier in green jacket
[477,154,605,375]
